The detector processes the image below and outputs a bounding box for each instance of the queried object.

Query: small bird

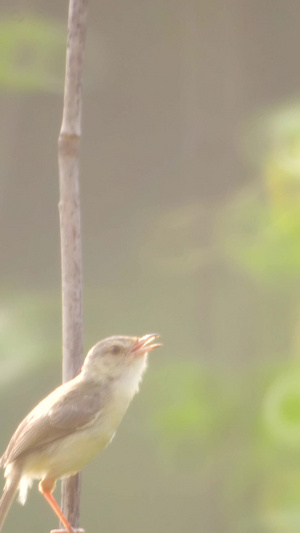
[0,333,161,533]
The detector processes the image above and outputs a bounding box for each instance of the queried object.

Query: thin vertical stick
[56,0,88,531]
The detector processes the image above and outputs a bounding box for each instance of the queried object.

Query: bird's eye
[111,345,121,355]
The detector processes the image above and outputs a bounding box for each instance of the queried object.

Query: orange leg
[39,479,74,533]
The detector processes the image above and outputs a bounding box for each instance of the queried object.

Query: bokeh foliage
[0,14,64,92]
[1,8,300,533]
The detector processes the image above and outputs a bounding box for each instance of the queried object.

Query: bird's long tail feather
[0,466,22,531]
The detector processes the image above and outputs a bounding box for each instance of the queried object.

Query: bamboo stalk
[55,0,88,531]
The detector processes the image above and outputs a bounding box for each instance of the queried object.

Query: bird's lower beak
[131,334,161,356]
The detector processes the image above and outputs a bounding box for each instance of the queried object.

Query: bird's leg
[39,479,74,533]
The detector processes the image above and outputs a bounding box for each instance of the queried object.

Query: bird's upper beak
[131,334,161,356]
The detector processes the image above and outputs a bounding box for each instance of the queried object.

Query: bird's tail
[0,465,22,531]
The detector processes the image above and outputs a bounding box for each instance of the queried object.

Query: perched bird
[0,333,161,533]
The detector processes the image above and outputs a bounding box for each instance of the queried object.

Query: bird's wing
[1,377,108,467]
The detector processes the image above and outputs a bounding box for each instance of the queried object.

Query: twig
[56,0,88,531]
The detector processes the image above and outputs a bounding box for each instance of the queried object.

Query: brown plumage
[0,334,160,533]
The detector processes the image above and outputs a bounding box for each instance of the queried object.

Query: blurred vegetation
[0,14,64,92]
[0,291,60,386]
[2,7,300,533]
[3,101,300,532]
[219,104,300,288]
[136,102,300,532]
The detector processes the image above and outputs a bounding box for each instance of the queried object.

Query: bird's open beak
[131,334,161,356]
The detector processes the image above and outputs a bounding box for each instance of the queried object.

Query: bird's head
[81,334,161,390]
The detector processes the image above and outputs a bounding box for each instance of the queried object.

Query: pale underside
[1,355,147,504]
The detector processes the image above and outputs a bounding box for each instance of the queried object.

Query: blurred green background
[1,1,300,532]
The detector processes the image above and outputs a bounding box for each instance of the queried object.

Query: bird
[0,333,161,533]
